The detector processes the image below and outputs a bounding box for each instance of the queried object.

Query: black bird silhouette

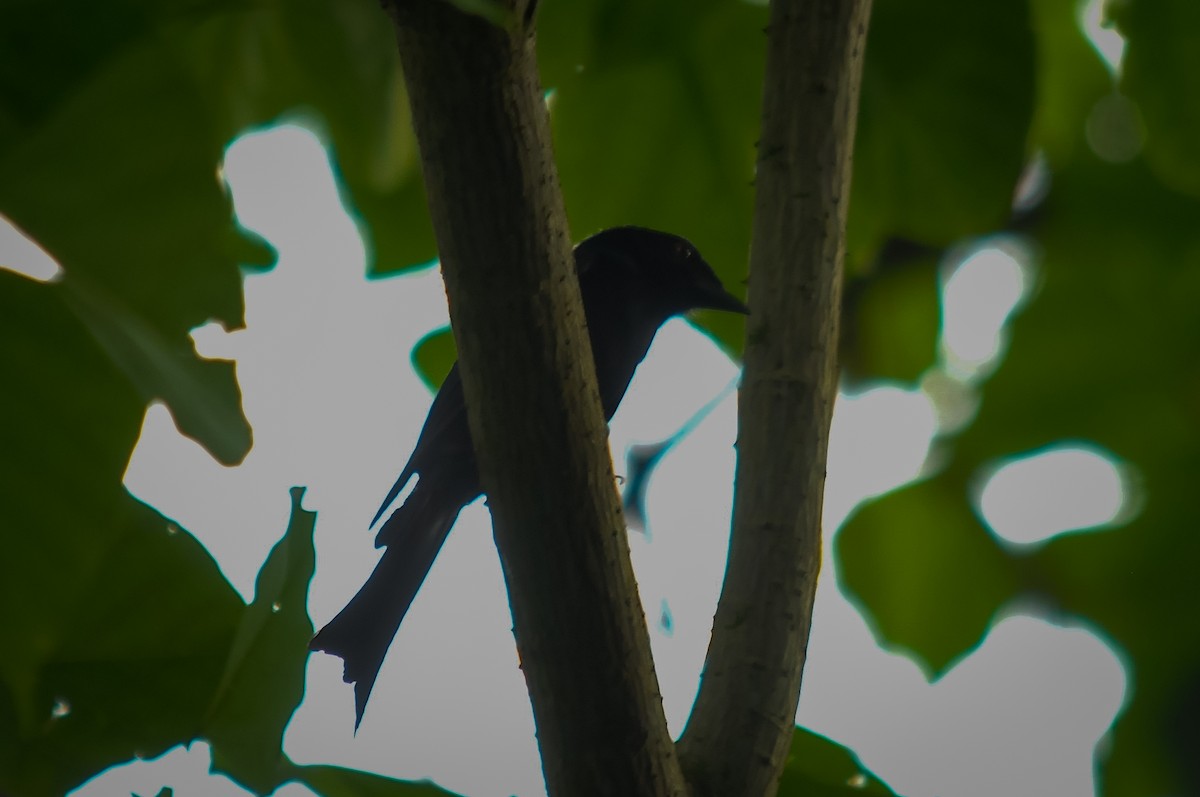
[310,226,748,727]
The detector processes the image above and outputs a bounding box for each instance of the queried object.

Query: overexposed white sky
[2,123,1129,797]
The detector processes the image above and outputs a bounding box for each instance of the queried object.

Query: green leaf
[1027,0,1113,165]
[952,154,1200,796]
[841,147,1200,793]
[541,0,763,355]
[848,0,1035,267]
[0,14,259,463]
[160,0,436,275]
[1115,0,1200,195]
[777,726,897,797]
[61,275,251,467]
[837,477,1020,676]
[267,0,436,274]
[205,488,318,794]
[0,272,244,797]
[0,2,429,792]
[843,255,941,383]
[410,327,457,391]
[296,764,464,797]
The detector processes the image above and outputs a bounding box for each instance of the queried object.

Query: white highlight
[976,444,1131,546]
[815,614,1127,797]
[1080,0,1127,77]
[0,214,62,282]
[73,743,259,797]
[825,385,938,528]
[940,244,1031,381]
[1012,152,1051,215]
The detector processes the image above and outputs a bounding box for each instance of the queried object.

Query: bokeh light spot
[975,443,1133,546]
[1079,0,1127,76]
[1085,93,1145,164]
[0,214,62,282]
[939,242,1032,382]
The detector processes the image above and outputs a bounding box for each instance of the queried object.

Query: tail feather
[310,490,460,729]
[369,464,415,529]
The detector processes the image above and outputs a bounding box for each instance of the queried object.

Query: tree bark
[678,1,873,796]
[381,2,684,795]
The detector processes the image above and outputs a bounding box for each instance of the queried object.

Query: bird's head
[576,226,749,319]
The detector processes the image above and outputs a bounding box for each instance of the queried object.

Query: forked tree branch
[678,1,874,795]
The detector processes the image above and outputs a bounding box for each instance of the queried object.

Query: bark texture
[382,2,684,795]
[678,1,873,795]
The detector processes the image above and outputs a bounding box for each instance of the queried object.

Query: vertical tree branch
[381,2,684,795]
[678,1,872,795]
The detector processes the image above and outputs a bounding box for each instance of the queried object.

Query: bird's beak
[695,283,750,315]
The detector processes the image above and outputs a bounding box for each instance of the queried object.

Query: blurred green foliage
[205,488,316,792]
[411,326,456,392]
[2,0,1197,794]
[777,728,896,797]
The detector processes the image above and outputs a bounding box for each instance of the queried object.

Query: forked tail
[310,495,459,729]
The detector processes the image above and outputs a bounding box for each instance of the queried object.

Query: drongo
[311,226,748,726]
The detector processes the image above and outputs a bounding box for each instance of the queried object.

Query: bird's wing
[369,364,468,529]
[369,464,416,529]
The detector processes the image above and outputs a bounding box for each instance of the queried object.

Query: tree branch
[678,1,873,795]
[381,2,684,794]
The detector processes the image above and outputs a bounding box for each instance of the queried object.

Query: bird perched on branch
[310,226,749,727]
